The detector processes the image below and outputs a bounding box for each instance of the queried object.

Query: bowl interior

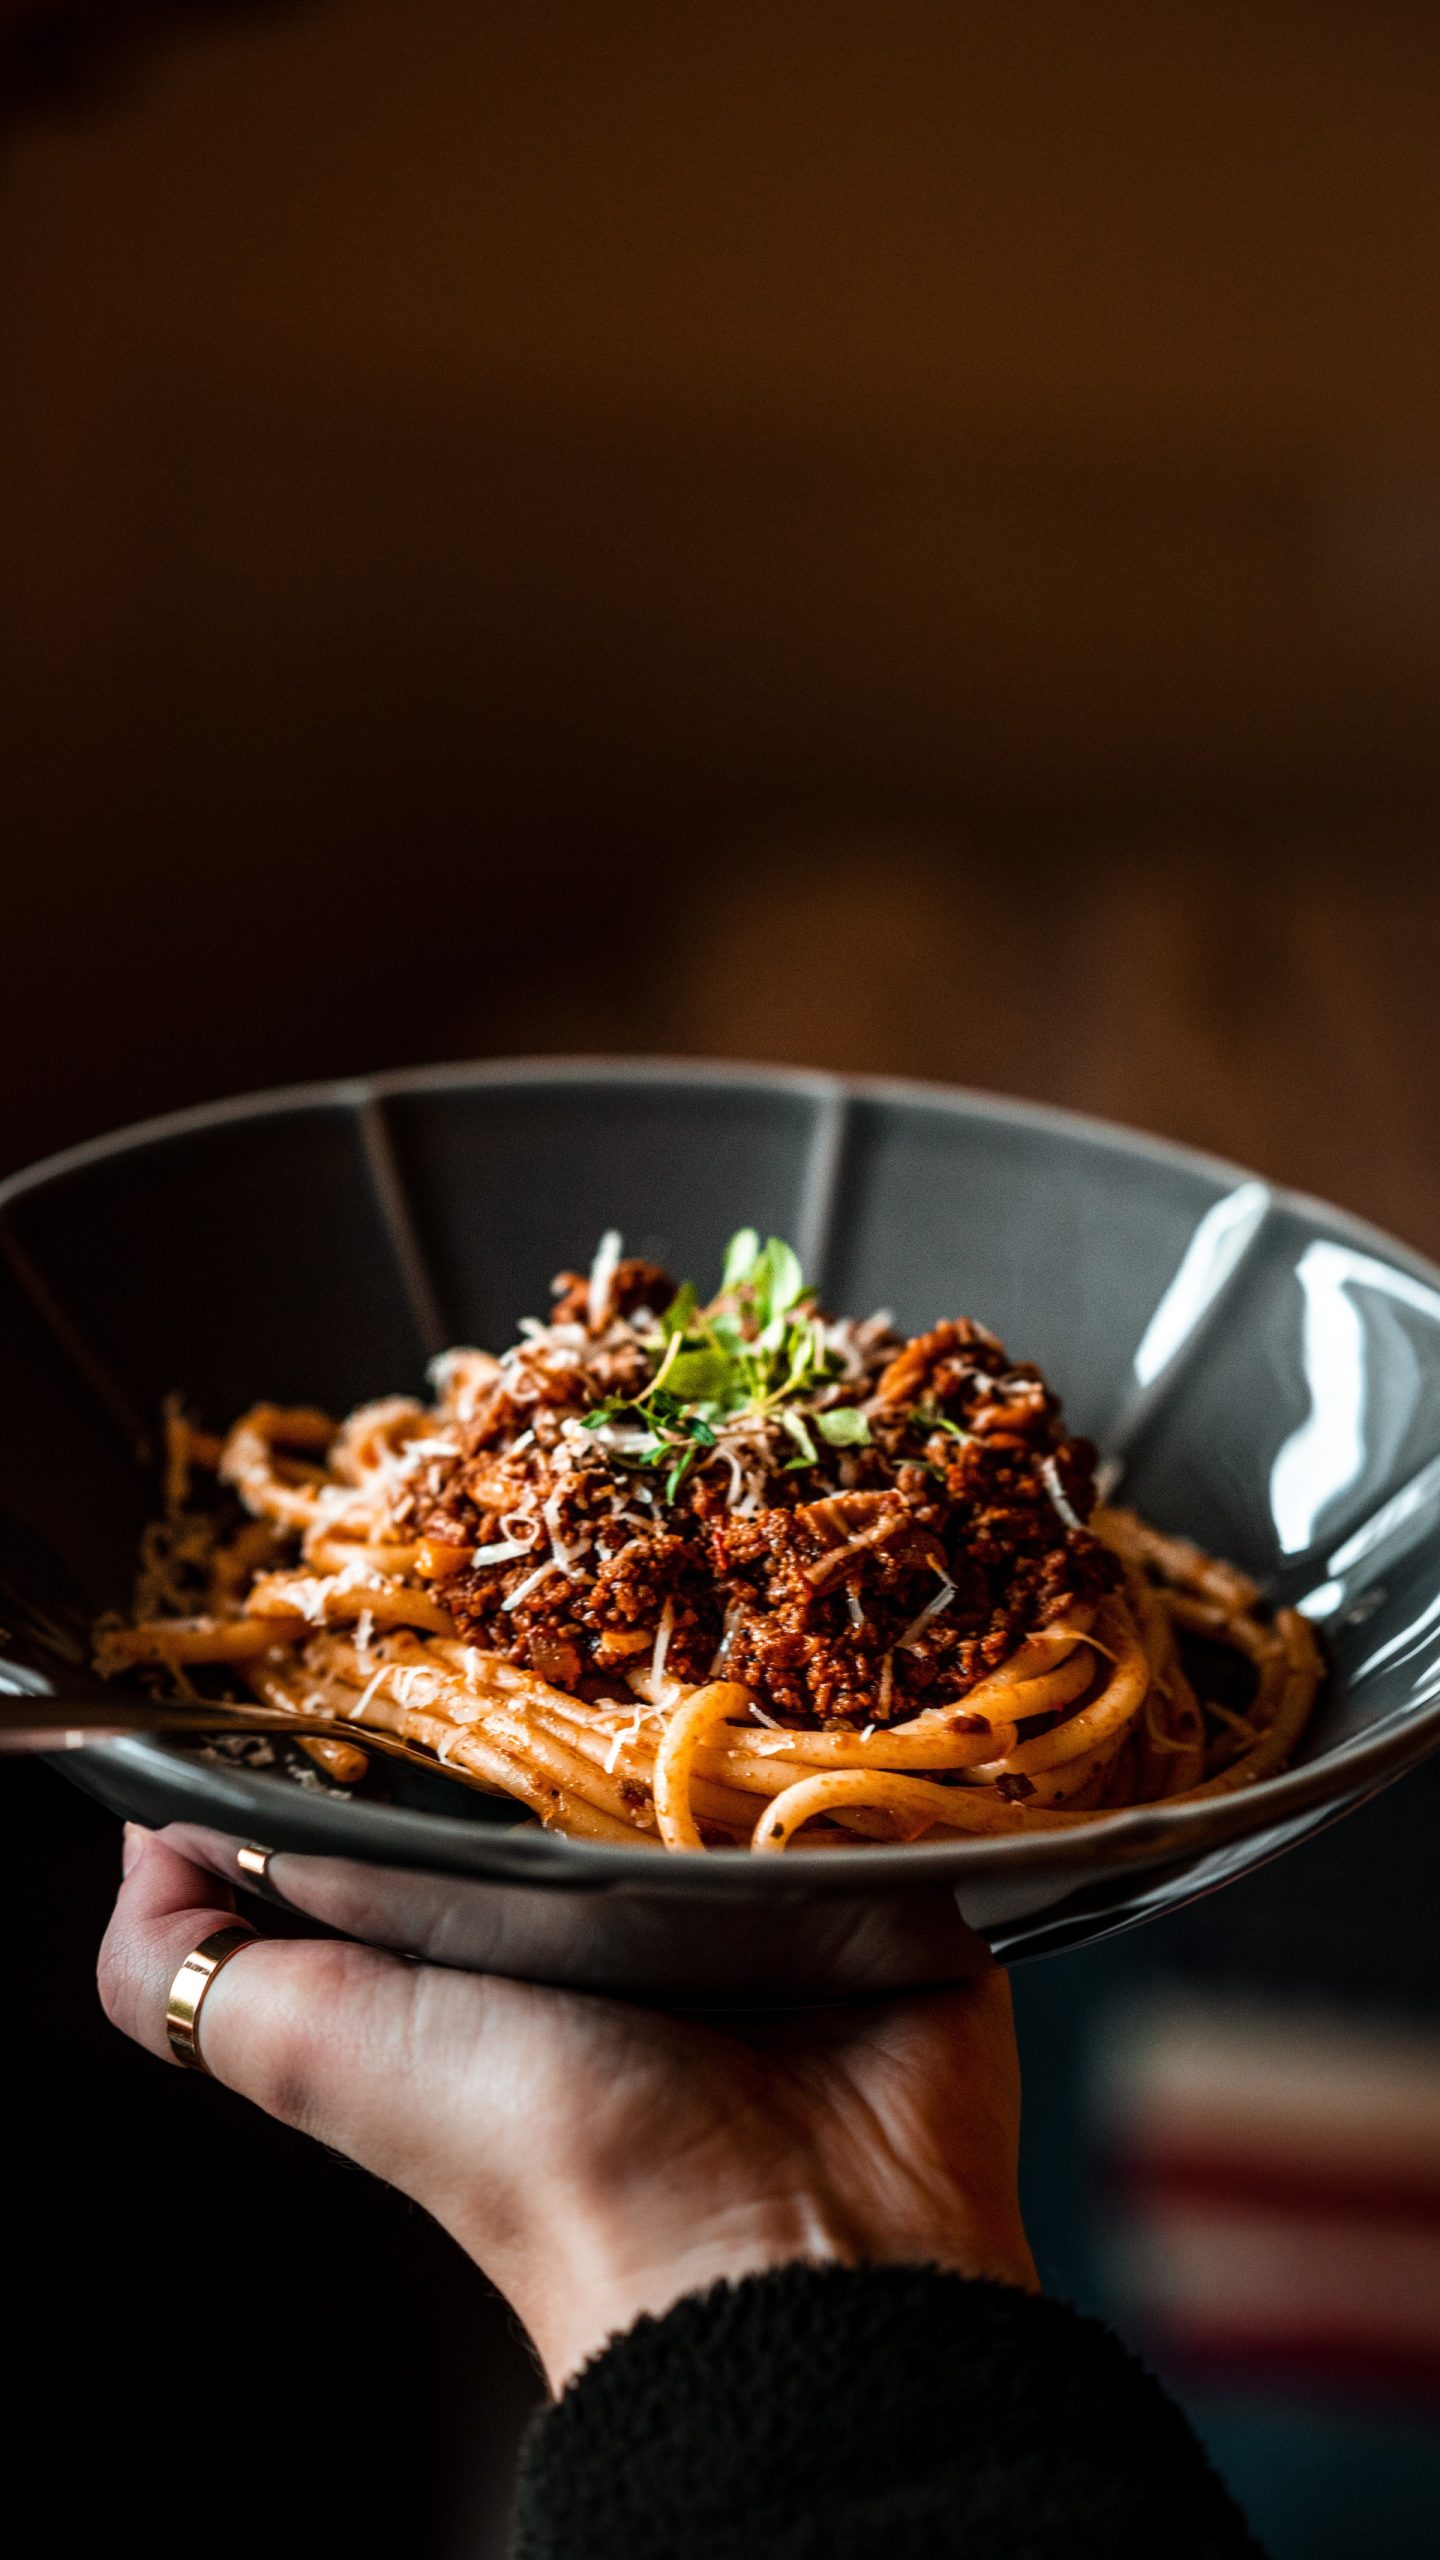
[5,1060,1440,1874]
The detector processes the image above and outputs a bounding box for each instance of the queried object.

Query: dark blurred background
[3,6,1439,2554]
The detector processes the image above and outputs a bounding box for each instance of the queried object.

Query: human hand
[99,1825,1037,2390]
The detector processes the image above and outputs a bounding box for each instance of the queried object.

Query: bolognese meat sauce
[409,1246,1117,1728]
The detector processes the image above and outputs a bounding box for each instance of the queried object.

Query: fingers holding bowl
[92,1821,661,2376]
[157,1819,546,1972]
[97,1826,243,2064]
[96,1826,441,2161]
[155,1820,997,2001]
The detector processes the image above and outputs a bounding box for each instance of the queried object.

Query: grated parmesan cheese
[347,1661,391,1721]
[587,1228,623,1332]
[503,1559,556,1611]
[1040,1455,1085,1534]
[897,1574,957,1651]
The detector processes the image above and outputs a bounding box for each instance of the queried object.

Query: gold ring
[236,1842,274,1884]
[165,1924,260,2074]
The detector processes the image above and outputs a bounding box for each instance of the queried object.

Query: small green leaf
[782,1328,815,1390]
[687,1416,718,1447]
[722,1228,761,1291]
[921,1410,973,1444]
[665,1446,695,1502]
[779,1407,817,1467]
[765,1238,805,1316]
[662,1349,732,1402]
[659,1281,698,1339]
[817,1407,871,1447]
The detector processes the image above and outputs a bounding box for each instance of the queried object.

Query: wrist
[515,2190,837,2391]
[512,2179,1036,2393]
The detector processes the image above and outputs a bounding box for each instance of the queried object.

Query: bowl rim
[8,1053,1440,1893]
[7,1048,1440,1283]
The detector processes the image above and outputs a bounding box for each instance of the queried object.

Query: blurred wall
[2,1,1438,1226]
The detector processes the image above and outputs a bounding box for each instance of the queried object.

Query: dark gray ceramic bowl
[4,1059,1440,1996]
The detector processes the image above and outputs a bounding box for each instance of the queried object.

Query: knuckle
[250,2025,318,2132]
[230,1943,355,2136]
[94,1931,125,2029]
[95,1917,145,2039]
[310,1876,389,1943]
[253,2056,315,2134]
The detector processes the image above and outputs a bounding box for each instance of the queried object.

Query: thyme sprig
[579,1228,872,1493]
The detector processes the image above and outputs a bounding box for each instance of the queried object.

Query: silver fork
[0,1685,495,1793]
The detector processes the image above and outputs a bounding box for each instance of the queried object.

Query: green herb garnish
[816,1407,872,1448]
[914,1404,973,1445]
[577,1229,875,1502]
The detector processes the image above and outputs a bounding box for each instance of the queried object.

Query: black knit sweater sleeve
[511,2263,1263,2560]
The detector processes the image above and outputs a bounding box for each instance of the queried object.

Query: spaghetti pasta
[96,1231,1323,1851]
